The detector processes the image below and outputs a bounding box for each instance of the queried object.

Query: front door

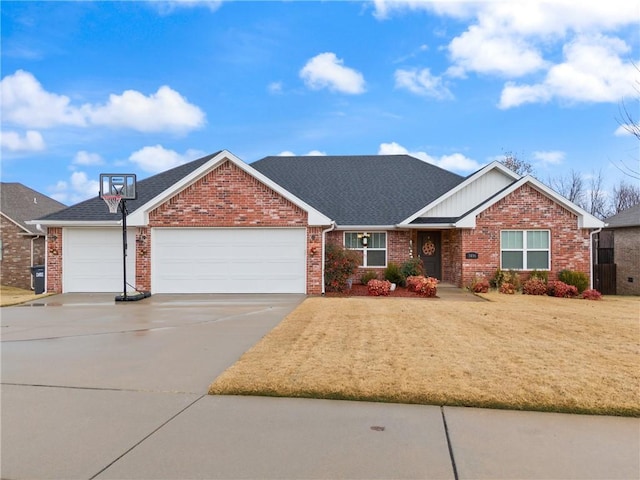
[418,231,441,279]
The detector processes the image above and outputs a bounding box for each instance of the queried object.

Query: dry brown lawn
[209,292,640,416]
[0,285,53,307]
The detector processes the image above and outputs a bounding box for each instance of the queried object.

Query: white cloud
[276,150,326,157]
[1,70,205,133]
[268,82,283,94]
[394,68,453,99]
[300,52,366,95]
[614,124,636,136]
[128,145,205,173]
[1,70,87,128]
[378,142,482,173]
[533,150,565,165]
[499,35,639,108]
[50,171,100,204]
[149,0,221,14]
[0,130,45,152]
[73,150,104,166]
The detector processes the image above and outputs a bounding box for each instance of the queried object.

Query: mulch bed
[325,284,420,297]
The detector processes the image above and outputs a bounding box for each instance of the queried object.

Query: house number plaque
[465,252,479,259]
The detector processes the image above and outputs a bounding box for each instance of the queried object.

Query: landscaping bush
[324,244,361,293]
[582,289,603,300]
[499,282,516,294]
[401,257,423,278]
[558,270,589,293]
[523,277,547,295]
[360,270,378,285]
[529,270,549,283]
[470,275,490,293]
[367,279,392,296]
[490,269,506,289]
[415,276,439,298]
[406,275,423,292]
[547,280,579,298]
[384,262,405,286]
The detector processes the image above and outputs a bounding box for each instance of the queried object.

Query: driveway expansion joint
[441,406,459,480]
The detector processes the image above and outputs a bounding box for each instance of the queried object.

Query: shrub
[499,282,516,294]
[414,276,439,298]
[558,270,589,293]
[582,289,602,300]
[360,270,378,285]
[470,275,489,293]
[401,258,423,279]
[529,270,548,283]
[490,269,506,289]
[384,262,405,286]
[547,280,578,298]
[324,244,360,293]
[523,277,547,295]
[367,279,392,296]
[406,275,423,292]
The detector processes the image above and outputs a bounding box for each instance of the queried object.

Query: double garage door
[63,227,306,294]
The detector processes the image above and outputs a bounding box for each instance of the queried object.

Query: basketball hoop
[102,194,122,214]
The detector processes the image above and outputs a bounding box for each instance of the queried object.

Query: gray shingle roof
[37,152,221,222]
[252,155,465,225]
[0,183,66,233]
[605,203,640,228]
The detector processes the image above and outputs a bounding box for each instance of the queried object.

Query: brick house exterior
[34,151,604,295]
[599,204,640,296]
[1,183,65,289]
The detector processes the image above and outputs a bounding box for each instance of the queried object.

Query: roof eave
[25,220,122,227]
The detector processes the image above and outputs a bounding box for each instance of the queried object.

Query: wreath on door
[422,240,436,256]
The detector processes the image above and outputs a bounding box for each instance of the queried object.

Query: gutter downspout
[30,235,41,290]
[321,222,336,295]
[590,227,604,290]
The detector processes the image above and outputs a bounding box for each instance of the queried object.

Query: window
[501,230,550,270]
[344,232,386,267]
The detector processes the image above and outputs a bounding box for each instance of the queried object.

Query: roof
[251,155,465,225]
[37,152,221,223]
[605,203,640,228]
[0,183,66,233]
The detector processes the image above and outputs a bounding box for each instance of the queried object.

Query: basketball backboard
[100,173,137,200]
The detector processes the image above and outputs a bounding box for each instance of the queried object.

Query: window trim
[500,229,551,271]
[343,231,387,268]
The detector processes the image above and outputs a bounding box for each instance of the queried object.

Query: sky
[1,0,639,205]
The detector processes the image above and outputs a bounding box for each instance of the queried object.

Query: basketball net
[102,195,122,214]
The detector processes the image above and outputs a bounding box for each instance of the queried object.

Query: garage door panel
[63,228,135,292]
[152,228,306,294]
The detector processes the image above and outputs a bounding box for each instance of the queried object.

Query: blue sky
[1,0,638,205]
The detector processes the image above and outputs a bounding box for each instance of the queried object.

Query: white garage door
[152,228,306,294]
[63,228,135,293]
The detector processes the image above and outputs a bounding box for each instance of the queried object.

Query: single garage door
[152,228,306,294]
[63,228,135,292]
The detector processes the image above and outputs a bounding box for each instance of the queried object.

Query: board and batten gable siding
[460,183,591,287]
[420,168,514,219]
[139,160,322,293]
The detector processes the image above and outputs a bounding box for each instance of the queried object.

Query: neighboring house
[33,150,604,295]
[1,183,66,289]
[595,204,640,295]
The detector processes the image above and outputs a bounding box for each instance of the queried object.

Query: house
[595,204,640,295]
[1,183,66,290]
[33,150,604,295]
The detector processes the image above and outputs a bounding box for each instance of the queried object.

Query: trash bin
[31,265,45,294]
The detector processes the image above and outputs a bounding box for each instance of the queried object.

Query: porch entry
[418,231,441,279]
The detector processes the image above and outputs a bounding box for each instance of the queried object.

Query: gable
[149,160,308,227]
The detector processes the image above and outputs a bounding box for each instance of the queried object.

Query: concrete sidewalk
[1,293,639,479]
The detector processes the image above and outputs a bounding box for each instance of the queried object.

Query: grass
[0,285,53,307]
[209,292,640,416]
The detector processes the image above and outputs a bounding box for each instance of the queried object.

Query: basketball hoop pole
[120,198,128,301]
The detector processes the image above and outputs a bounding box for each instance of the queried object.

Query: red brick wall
[460,184,591,287]
[46,227,62,293]
[614,227,640,295]
[135,227,151,292]
[442,229,463,285]
[147,159,321,293]
[0,216,41,289]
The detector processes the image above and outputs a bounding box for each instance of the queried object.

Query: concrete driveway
[1,293,638,479]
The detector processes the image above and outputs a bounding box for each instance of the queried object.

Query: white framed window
[501,230,550,270]
[344,232,387,267]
